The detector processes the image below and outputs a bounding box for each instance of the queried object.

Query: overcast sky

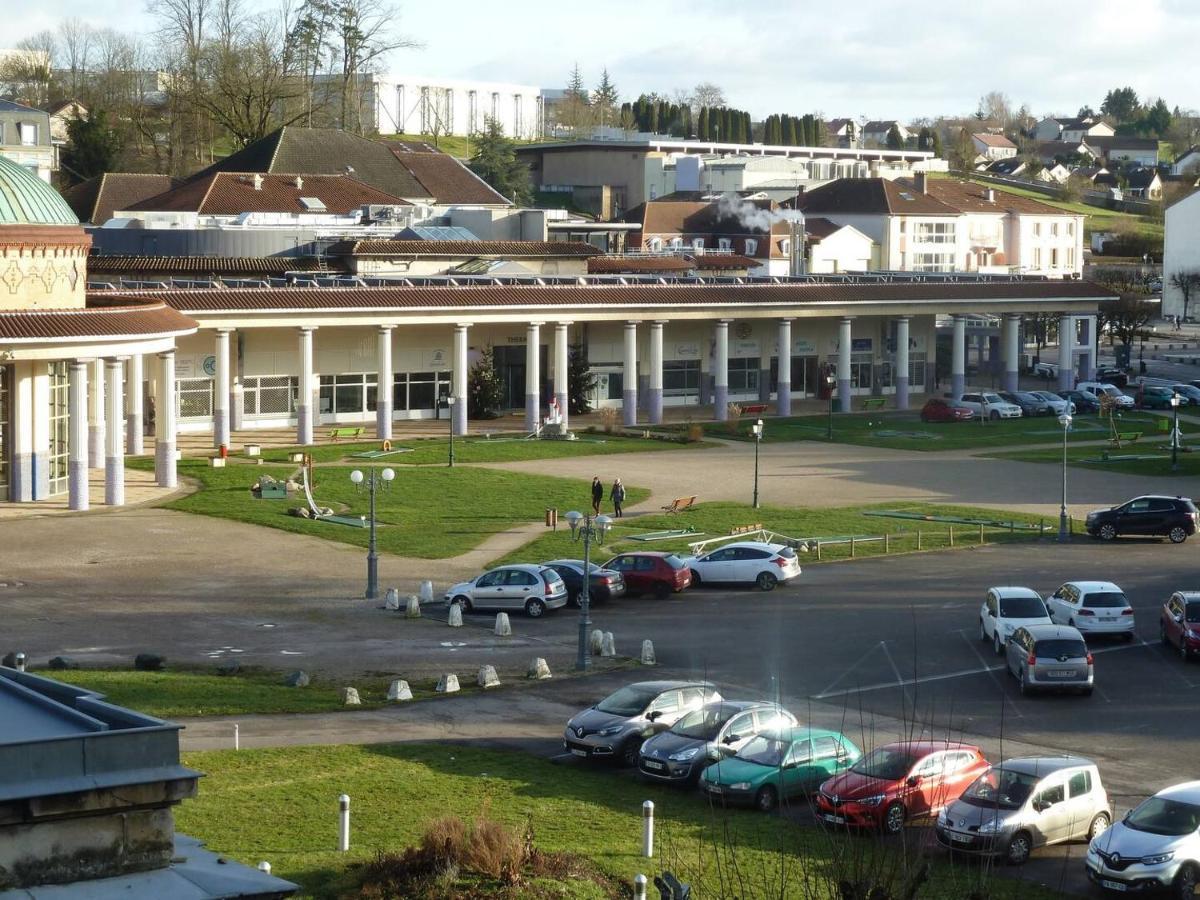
[5,0,1198,121]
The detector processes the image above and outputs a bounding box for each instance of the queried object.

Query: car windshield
[1083,592,1127,609]
[850,747,917,780]
[670,705,737,739]
[664,555,687,569]
[1187,603,1200,624]
[596,685,659,716]
[1000,596,1048,618]
[1101,387,1122,397]
[1034,639,1088,659]
[1016,393,1039,403]
[1125,797,1200,836]
[960,768,1040,810]
[983,394,1002,403]
[737,734,788,767]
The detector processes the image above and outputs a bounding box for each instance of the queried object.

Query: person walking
[610,477,626,518]
[590,476,603,515]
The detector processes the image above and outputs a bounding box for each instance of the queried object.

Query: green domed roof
[0,153,79,226]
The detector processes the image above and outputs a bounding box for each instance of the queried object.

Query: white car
[979,586,1053,655]
[681,541,801,591]
[1029,391,1075,416]
[954,391,1023,420]
[443,564,568,617]
[1077,381,1135,409]
[1088,781,1200,895]
[1045,581,1136,640]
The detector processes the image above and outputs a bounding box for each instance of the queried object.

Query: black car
[1000,391,1052,416]
[1085,495,1200,544]
[542,559,626,606]
[1059,390,1101,413]
[1095,366,1128,389]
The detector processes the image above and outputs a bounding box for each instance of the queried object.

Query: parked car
[1006,624,1095,695]
[1160,591,1200,660]
[680,541,801,591]
[1137,384,1177,410]
[979,586,1053,655]
[541,559,625,606]
[1087,781,1200,897]
[1086,495,1200,544]
[700,726,860,811]
[1045,581,1135,640]
[951,392,1023,420]
[443,564,567,617]
[1028,390,1074,415]
[1077,381,1135,409]
[1096,366,1129,389]
[1059,390,1101,414]
[1033,361,1060,378]
[816,741,990,834]
[935,756,1110,865]
[563,681,721,766]
[638,700,797,786]
[1000,391,1053,416]
[601,552,692,598]
[920,397,974,422]
[1172,384,1200,406]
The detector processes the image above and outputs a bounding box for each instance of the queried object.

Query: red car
[815,740,990,834]
[1161,591,1200,660]
[920,398,974,423]
[601,552,692,599]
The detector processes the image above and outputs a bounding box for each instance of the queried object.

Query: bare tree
[328,0,418,133]
[690,81,725,111]
[56,19,94,98]
[0,32,57,106]
[976,90,1012,127]
[1170,270,1200,322]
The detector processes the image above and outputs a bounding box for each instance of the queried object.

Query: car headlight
[1141,851,1175,865]
[860,794,886,807]
[977,818,1008,834]
[936,809,948,826]
[597,725,624,737]
[730,782,751,790]
[669,747,700,762]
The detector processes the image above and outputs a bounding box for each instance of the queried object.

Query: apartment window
[670,237,683,250]
[513,95,523,136]
[780,239,791,256]
[1067,247,1076,269]
[718,238,732,251]
[648,238,663,251]
[242,375,299,416]
[419,87,430,132]
[18,122,37,145]
[491,92,500,121]
[1051,222,1059,237]
[1032,247,1042,267]
[468,90,478,132]
[744,238,758,255]
[728,358,760,393]
[913,222,955,243]
[692,238,704,252]
[1050,248,1060,268]
[909,352,927,387]
[912,252,955,272]
[663,360,700,396]
[1033,222,1042,237]
[319,373,378,415]
[1067,221,1075,237]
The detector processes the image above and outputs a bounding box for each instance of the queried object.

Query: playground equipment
[289,455,368,528]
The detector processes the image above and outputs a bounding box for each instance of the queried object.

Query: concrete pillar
[104,358,124,507]
[1085,315,1097,382]
[714,320,729,420]
[1003,314,1021,392]
[68,361,89,511]
[525,323,542,432]
[648,321,664,424]
[376,326,394,440]
[554,322,570,430]
[951,315,966,400]
[895,317,910,410]
[88,358,105,468]
[623,321,638,427]
[1076,315,1093,381]
[297,327,315,445]
[125,354,144,456]
[213,329,231,449]
[452,324,468,436]
[1058,314,1074,391]
[9,362,35,501]
[837,317,853,413]
[155,350,177,489]
[776,319,792,416]
[976,333,987,370]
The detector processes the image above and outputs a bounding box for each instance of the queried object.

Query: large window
[914,222,955,244]
[393,371,449,411]
[0,365,8,501]
[912,252,955,272]
[663,360,700,396]
[177,377,213,418]
[243,375,299,417]
[909,352,927,387]
[728,357,759,393]
[320,373,378,416]
[47,362,69,496]
[851,352,873,389]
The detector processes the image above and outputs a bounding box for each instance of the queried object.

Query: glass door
[47,362,69,496]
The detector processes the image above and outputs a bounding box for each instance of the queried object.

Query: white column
[713,320,729,421]
[155,350,177,488]
[554,322,570,430]
[376,326,394,440]
[213,329,231,448]
[1003,313,1021,392]
[1058,314,1074,391]
[125,353,144,456]
[68,360,89,510]
[837,317,853,413]
[525,322,541,432]
[88,358,105,468]
[951,314,966,400]
[105,358,125,506]
[895,317,910,410]
[648,321,664,425]
[8,362,34,501]
[1077,315,1095,381]
[297,327,315,445]
[776,318,792,416]
[452,324,468,436]
[623,321,638,427]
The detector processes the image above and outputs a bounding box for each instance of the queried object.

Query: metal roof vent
[299,197,327,211]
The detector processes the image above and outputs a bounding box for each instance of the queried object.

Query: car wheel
[1162,622,1171,646]
[994,632,1004,656]
[756,571,778,592]
[453,595,473,613]
[979,619,988,641]
[620,739,642,767]
[524,598,546,618]
[1088,812,1110,841]
[1099,523,1117,541]
[653,581,671,600]
[883,802,905,835]
[569,589,583,609]
[1005,830,1033,866]
[990,410,1000,421]
[755,785,779,812]
[1123,631,1134,643]
[1169,526,1188,544]
[1174,863,1198,900]
[690,570,702,587]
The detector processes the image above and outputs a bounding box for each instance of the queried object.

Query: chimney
[294,176,304,190]
[252,173,264,191]
[914,171,928,194]
[984,188,995,203]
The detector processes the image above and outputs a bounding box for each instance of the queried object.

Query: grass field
[129,458,647,559]
[990,442,1200,478]
[176,743,1059,899]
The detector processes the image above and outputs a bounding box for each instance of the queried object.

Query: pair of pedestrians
[591,476,626,518]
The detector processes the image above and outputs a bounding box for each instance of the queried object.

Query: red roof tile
[588,256,694,274]
[389,150,510,205]
[87,256,335,275]
[61,174,181,225]
[0,297,197,341]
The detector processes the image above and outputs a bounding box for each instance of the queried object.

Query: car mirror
[723,735,738,744]
[1033,800,1048,813]
[717,744,737,757]
[906,775,921,787]
[646,710,662,722]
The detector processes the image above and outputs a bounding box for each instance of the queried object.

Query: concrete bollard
[419,580,434,604]
[640,640,656,665]
[601,632,616,658]
[634,873,648,900]
[384,588,400,611]
[257,861,272,875]
[341,687,361,705]
[642,800,654,857]
[448,604,463,627]
[233,723,240,751]
[494,613,512,636]
[436,673,460,693]
[15,653,26,672]
[477,665,501,689]
[338,794,350,852]
[590,629,604,656]
[388,679,412,701]
[405,595,421,618]
[527,657,552,680]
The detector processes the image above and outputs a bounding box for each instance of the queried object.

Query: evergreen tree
[697,107,709,142]
[592,67,619,127]
[886,124,904,150]
[467,346,504,419]
[1143,98,1172,137]
[932,129,944,157]
[782,115,797,146]
[917,127,933,152]
[566,63,586,101]
[62,111,121,181]
[742,111,751,143]
[681,105,693,138]
[469,117,533,205]
[567,345,597,416]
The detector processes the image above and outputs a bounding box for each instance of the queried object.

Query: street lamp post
[1057,413,1072,543]
[564,511,613,671]
[350,467,395,600]
[825,372,836,440]
[751,418,764,509]
[446,395,456,467]
[1170,393,1181,472]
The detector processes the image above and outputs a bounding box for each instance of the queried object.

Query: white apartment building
[1164,190,1200,321]
[364,76,545,139]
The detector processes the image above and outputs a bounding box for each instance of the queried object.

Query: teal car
[698,727,861,811]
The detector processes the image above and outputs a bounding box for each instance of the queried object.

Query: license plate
[704,784,722,794]
[643,760,665,771]
[571,748,587,757]
[1102,616,1115,622]
[1101,880,1127,892]
[822,814,846,825]
[1048,670,1077,678]
[949,832,973,843]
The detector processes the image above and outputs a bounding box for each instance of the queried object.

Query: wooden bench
[1110,431,1143,447]
[662,496,698,514]
[739,403,768,415]
[861,398,887,411]
[328,427,365,441]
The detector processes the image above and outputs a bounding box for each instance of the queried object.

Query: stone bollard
[405,595,421,619]
[448,604,463,627]
[634,874,647,900]
[589,629,604,656]
[527,657,552,680]
[601,632,616,658]
[387,679,412,701]
[283,670,309,687]
[436,673,460,693]
[477,665,501,689]
[341,687,361,705]
[640,640,656,666]
[419,580,434,604]
[494,613,512,636]
[384,588,400,611]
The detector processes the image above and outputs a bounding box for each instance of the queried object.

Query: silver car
[1088,781,1200,897]
[1006,623,1094,695]
[936,756,1110,865]
[443,564,568,617]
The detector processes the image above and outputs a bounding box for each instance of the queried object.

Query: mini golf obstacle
[349,440,414,459]
[627,526,703,542]
[862,510,1045,532]
[289,455,368,528]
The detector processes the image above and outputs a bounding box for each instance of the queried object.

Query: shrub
[598,406,619,434]
[685,422,704,443]
[725,402,743,435]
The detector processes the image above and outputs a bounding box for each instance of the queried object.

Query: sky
[5,0,1199,121]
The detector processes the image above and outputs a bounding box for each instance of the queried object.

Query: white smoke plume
[715,192,805,232]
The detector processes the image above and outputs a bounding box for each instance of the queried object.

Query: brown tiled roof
[0,297,197,340]
[905,179,1075,215]
[86,256,334,275]
[1085,136,1160,152]
[972,133,1017,149]
[691,254,758,269]
[588,256,694,273]
[61,173,181,224]
[390,151,510,205]
[332,240,602,258]
[802,217,845,241]
[124,173,409,215]
[795,179,959,216]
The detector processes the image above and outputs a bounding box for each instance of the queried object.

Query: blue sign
[202,355,216,376]
[851,338,873,352]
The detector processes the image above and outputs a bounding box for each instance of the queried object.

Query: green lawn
[491,501,1052,568]
[177,743,1057,900]
[990,443,1200,478]
[129,458,647,559]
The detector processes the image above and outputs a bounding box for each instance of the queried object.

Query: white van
[1076,382,1134,409]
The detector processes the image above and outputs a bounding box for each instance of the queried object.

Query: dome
[0,154,80,226]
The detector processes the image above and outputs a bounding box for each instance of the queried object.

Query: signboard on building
[674,342,700,358]
[425,348,448,368]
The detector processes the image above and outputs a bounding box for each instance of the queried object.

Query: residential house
[826,118,861,148]
[1033,139,1097,166]
[1171,147,1200,177]
[0,98,54,182]
[1125,168,1163,200]
[1073,166,1118,188]
[1033,117,1073,141]
[863,120,911,147]
[803,217,877,273]
[1085,136,1160,168]
[1060,117,1115,143]
[1164,189,1200,320]
[1039,163,1072,184]
[972,132,1018,160]
[46,98,87,143]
